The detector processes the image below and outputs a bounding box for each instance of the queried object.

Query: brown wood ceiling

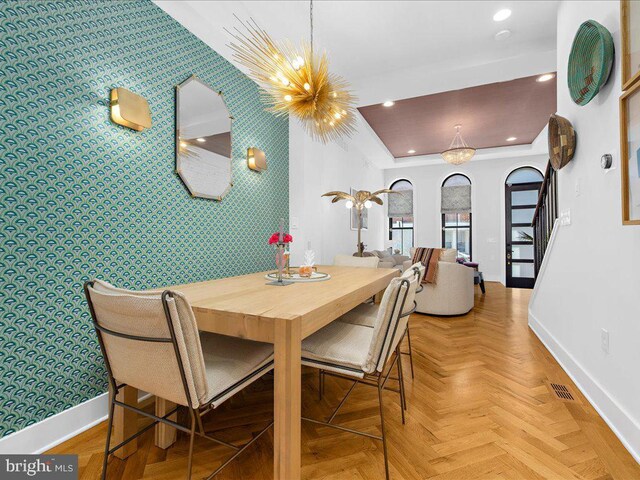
[358,74,557,158]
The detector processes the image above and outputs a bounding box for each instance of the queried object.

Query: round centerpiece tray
[264,271,331,283]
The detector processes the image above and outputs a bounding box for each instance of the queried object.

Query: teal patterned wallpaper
[0,0,289,437]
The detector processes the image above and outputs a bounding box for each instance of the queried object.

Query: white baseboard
[482,273,501,283]
[529,311,640,464]
[0,392,152,454]
[0,393,109,454]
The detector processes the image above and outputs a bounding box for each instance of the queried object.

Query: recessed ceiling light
[493,9,511,22]
[536,73,555,82]
[506,136,517,142]
[383,100,395,107]
[494,29,511,41]
[196,137,206,142]
[407,149,416,154]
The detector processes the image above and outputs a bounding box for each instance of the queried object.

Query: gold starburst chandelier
[227,0,356,143]
[441,124,476,165]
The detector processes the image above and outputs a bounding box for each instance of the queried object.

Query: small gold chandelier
[227,0,356,143]
[441,124,476,165]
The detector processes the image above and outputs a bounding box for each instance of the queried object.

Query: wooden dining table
[111,264,399,479]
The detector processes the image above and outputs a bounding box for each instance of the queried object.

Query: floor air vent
[548,382,576,402]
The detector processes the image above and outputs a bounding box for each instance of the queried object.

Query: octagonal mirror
[175,75,233,200]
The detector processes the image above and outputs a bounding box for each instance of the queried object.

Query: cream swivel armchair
[402,248,474,315]
[301,276,418,480]
[84,280,274,480]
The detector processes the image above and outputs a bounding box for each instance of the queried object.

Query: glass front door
[505,182,541,288]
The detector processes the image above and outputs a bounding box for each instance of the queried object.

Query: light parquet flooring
[49,282,640,479]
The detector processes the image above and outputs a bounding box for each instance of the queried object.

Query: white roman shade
[388,190,413,217]
[441,184,471,213]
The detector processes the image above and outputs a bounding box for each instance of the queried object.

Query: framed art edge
[620,81,640,225]
[622,71,640,92]
[621,0,640,90]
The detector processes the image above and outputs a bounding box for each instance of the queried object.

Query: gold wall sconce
[110,87,152,131]
[247,147,267,171]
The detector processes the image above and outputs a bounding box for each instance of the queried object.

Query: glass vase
[275,243,286,283]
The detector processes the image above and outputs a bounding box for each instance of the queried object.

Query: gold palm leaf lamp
[322,189,397,256]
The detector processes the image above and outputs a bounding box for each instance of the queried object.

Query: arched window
[388,179,414,256]
[506,167,544,185]
[441,174,472,260]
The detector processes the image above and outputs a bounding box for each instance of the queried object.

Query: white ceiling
[156,0,559,167]
[157,1,557,100]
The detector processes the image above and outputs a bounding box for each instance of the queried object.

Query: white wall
[289,117,388,266]
[529,0,640,462]
[384,154,547,283]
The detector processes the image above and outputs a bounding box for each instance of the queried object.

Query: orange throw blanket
[412,247,443,284]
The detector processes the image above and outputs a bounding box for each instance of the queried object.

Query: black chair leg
[196,408,206,435]
[101,395,116,480]
[377,376,390,480]
[396,349,407,421]
[186,410,197,479]
[406,327,415,379]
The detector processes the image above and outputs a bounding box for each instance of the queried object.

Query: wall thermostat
[601,154,613,170]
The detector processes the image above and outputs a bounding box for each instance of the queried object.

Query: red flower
[268,232,293,244]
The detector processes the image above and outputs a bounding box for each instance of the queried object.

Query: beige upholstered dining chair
[334,254,380,268]
[334,254,380,305]
[339,263,422,328]
[84,279,274,480]
[301,276,418,480]
[400,263,425,379]
[336,263,423,412]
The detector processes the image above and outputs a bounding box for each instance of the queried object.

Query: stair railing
[532,161,558,275]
